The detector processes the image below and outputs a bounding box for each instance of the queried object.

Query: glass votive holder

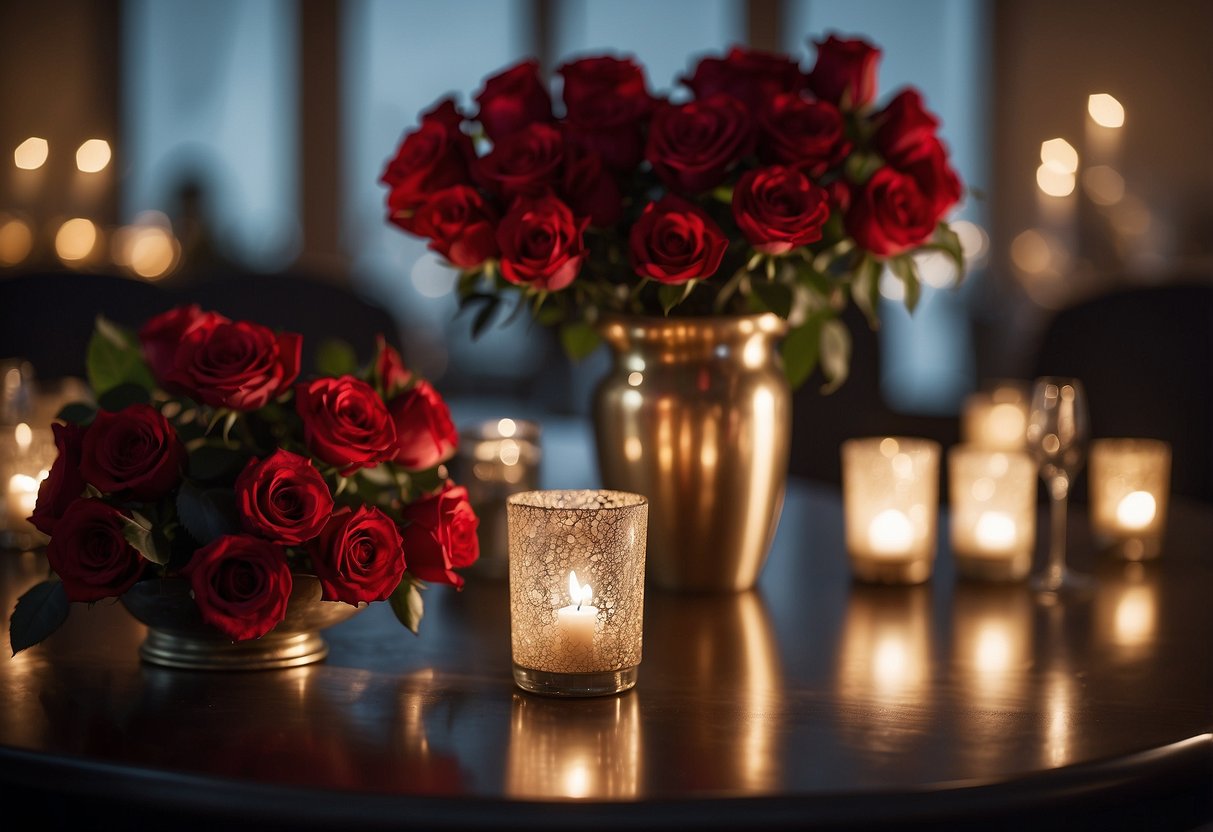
[0,422,55,549]
[507,489,648,697]
[960,380,1030,451]
[0,358,35,425]
[842,437,940,585]
[1089,439,1171,561]
[948,446,1037,581]
[450,418,542,580]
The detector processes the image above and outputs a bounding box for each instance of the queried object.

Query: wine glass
[1026,377,1093,596]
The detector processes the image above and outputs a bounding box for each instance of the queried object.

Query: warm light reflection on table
[838,586,931,706]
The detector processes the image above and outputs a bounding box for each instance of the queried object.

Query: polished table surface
[1,479,1211,830]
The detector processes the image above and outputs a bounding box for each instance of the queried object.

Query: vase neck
[598,314,787,363]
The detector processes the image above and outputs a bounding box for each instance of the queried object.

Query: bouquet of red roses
[381,35,965,390]
[9,307,478,653]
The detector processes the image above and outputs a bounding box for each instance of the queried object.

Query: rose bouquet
[9,307,478,653]
[380,35,965,390]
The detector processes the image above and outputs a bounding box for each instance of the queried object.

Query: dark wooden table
[1,479,1211,831]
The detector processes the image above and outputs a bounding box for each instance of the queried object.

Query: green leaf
[559,321,601,362]
[850,256,883,330]
[121,511,169,565]
[86,315,154,396]
[188,444,253,482]
[9,580,69,655]
[56,402,97,426]
[819,319,852,394]
[315,337,359,378]
[888,255,922,314]
[795,262,834,296]
[751,280,793,319]
[844,152,884,185]
[176,480,240,545]
[97,382,151,413]
[388,575,425,635]
[781,312,827,390]
[657,281,695,315]
[710,185,734,203]
[927,223,965,280]
[471,296,501,338]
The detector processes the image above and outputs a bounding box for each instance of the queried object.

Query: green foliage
[388,574,425,635]
[97,382,152,413]
[559,321,601,362]
[315,338,359,378]
[176,480,240,545]
[781,310,829,390]
[56,402,97,426]
[888,255,921,314]
[120,510,170,565]
[849,256,883,330]
[86,315,154,397]
[819,319,852,394]
[9,580,69,655]
[187,443,253,483]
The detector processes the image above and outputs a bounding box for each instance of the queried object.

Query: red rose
[235,449,334,545]
[372,334,413,400]
[476,123,564,199]
[46,499,145,602]
[807,35,880,109]
[80,404,185,500]
[139,304,230,386]
[182,534,292,642]
[497,195,588,291]
[897,136,963,222]
[473,60,553,142]
[400,484,479,588]
[629,195,728,284]
[682,46,806,111]
[845,166,938,257]
[295,376,398,476]
[733,166,831,254]
[559,56,653,171]
[388,380,457,471]
[29,422,87,535]
[827,179,852,216]
[873,88,941,165]
[560,146,623,228]
[414,185,499,269]
[166,319,301,411]
[382,98,474,233]
[312,506,405,605]
[759,93,851,176]
[646,94,754,193]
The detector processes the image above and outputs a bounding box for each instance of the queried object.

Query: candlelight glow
[1040,138,1078,174]
[1083,166,1125,206]
[869,509,913,554]
[1116,490,1157,530]
[496,418,517,438]
[54,218,97,262]
[568,571,592,608]
[1010,229,1053,274]
[1036,163,1076,197]
[75,139,112,173]
[128,226,178,279]
[1088,93,1125,128]
[14,423,32,451]
[497,438,521,466]
[14,137,48,170]
[0,218,34,266]
[975,511,1016,550]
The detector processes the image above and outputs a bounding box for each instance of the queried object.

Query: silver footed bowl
[120,574,365,671]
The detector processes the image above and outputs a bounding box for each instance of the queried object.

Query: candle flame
[568,571,592,610]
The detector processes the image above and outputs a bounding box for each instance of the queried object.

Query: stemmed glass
[1026,377,1093,595]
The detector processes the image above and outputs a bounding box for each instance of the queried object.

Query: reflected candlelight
[952,583,1032,710]
[1094,562,1159,655]
[839,585,931,708]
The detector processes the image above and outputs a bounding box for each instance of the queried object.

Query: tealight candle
[1089,439,1171,561]
[0,422,54,550]
[948,446,1037,581]
[961,382,1030,451]
[508,489,647,697]
[842,437,940,584]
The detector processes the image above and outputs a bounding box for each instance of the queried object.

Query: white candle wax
[974,511,1017,554]
[555,571,598,669]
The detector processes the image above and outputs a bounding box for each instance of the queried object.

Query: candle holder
[960,380,1030,452]
[947,446,1037,581]
[1089,439,1171,561]
[842,437,940,585]
[507,489,647,697]
[450,418,541,580]
[0,422,54,549]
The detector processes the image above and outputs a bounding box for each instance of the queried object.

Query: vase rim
[596,311,788,338]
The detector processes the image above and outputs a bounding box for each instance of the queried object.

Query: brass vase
[592,314,791,591]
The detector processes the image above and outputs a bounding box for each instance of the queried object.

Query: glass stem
[1047,476,1070,587]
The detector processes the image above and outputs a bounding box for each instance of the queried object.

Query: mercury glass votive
[961,381,1030,451]
[0,422,54,549]
[842,437,940,585]
[507,489,648,697]
[451,418,541,580]
[948,446,1037,581]
[1089,439,1171,561]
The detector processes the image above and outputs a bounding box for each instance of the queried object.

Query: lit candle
[1089,439,1170,561]
[556,570,599,665]
[961,387,1029,451]
[948,446,1035,581]
[842,437,940,585]
[0,423,54,549]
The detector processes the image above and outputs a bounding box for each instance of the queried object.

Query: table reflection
[838,585,932,706]
[952,583,1033,706]
[1094,561,1160,656]
[643,589,783,791]
[505,691,641,800]
[1043,670,1077,769]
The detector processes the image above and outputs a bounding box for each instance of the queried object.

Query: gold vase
[592,313,791,591]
